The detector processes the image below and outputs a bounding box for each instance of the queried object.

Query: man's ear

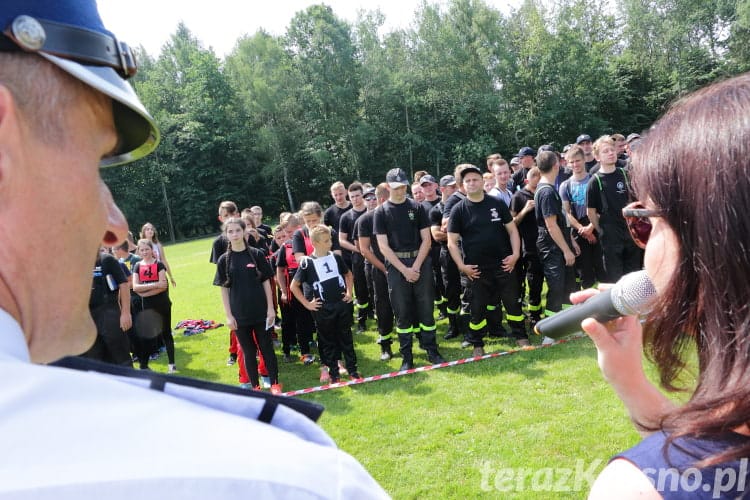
[0,84,24,185]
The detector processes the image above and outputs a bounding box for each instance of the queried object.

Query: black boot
[398,333,414,370]
[444,313,459,340]
[380,339,393,361]
[421,331,445,364]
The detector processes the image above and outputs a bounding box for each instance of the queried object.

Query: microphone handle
[533,290,620,339]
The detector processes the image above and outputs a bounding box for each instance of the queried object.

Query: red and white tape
[281,334,585,397]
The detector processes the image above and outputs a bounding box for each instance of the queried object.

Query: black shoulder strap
[50,356,324,422]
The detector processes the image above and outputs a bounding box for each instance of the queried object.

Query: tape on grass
[281,334,586,397]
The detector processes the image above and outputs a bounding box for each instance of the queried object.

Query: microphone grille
[611,270,657,316]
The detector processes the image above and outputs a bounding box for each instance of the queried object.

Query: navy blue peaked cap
[0,0,159,166]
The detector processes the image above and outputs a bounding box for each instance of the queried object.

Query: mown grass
[156,237,685,499]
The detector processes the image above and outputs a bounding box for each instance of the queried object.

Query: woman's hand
[570,287,646,389]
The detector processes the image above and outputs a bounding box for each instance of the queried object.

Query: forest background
[103,0,750,241]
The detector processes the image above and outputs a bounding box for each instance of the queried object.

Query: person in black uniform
[323,181,351,232]
[447,165,526,356]
[430,175,461,340]
[374,168,445,370]
[534,151,576,344]
[338,182,370,333]
[356,184,395,360]
[291,224,361,383]
[510,167,545,333]
[586,135,642,282]
[209,200,240,366]
[84,249,132,366]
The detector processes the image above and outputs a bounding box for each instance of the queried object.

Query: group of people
[211,130,644,388]
[85,223,178,372]
[2,1,748,496]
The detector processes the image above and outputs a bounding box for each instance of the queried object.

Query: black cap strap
[2,15,136,79]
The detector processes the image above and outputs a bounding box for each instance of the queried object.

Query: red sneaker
[270,383,283,395]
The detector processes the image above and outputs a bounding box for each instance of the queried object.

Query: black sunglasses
[622,202,665,249]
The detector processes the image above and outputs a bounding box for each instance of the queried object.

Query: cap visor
[40,53,159,167]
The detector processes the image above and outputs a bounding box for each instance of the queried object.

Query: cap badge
[11,16,46,51]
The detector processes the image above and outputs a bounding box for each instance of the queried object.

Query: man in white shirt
[0,2,387,498]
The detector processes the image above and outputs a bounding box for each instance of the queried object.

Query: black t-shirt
[373,198,429,253]
[323,204,351,232]
[585,159,598,173]
[213,247,273,325]
[293,252,350,304]
[429,202,447,247]
[442,191,466,219]
[586,168,632,228]
[292,227,341,256]
[510,188,539,255]
[421,199,441,247]
[209,234,229,264]
[90,253,127,309]
[535,183,567,247]
[338,207,367,262]
[354,210,384,262]
[447,195,513,266]
[132,260,169,309]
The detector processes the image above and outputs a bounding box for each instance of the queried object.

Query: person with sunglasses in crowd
[585,73,750,498]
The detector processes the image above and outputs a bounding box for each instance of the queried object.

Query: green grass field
[155,237,680,499]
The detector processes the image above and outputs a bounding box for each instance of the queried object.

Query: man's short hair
[286,213,302,228]
[310,224,332,243]
[536,151,558,174]
[219,201,238,215]
[527,167,541,180]
[490,159,510,171]
[375,183,390,200]
[565,144,585,160]
[454,163,475,180]
[592,135,615,157]
[0,52,93,146]
[330,181,345,192]
[611,133,625,141]
[348,182,363,194]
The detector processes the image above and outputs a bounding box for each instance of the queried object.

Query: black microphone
[534,270,656,339]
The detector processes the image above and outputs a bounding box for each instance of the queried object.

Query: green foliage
[113,0,749,238]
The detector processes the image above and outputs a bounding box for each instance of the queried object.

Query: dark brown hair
[632,73,750,466]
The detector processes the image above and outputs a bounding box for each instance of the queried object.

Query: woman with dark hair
[585,73,750,498]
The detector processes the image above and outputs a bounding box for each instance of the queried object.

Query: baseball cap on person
[439,175,456,187]
[363,187,376,199]
[510,157,520,166]
[576,134,592,144]
[458,165,483,182]
[419,174,437,185]
[538,144,555,153]
[0,0,159,167]
[518,146,536,157]
[386,168,409,188]
[626,133,641,143]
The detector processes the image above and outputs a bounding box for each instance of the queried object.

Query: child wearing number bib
[291,225,361,384]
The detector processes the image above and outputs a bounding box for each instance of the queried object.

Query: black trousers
[572,230,606,289]
[599,223,643,282]
[466,266,527,347]
[84,302,133,367]
[537,240,575,315]
[517,251,544,319]
[313,301,357,378]
[439,246,461,315]
[280,294,314,356]
[367,261,394,340]
[236,322,279,387]
[351,253,370,325]
[430,245,446,310]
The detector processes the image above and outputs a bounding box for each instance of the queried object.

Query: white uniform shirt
[0,309,389,499]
